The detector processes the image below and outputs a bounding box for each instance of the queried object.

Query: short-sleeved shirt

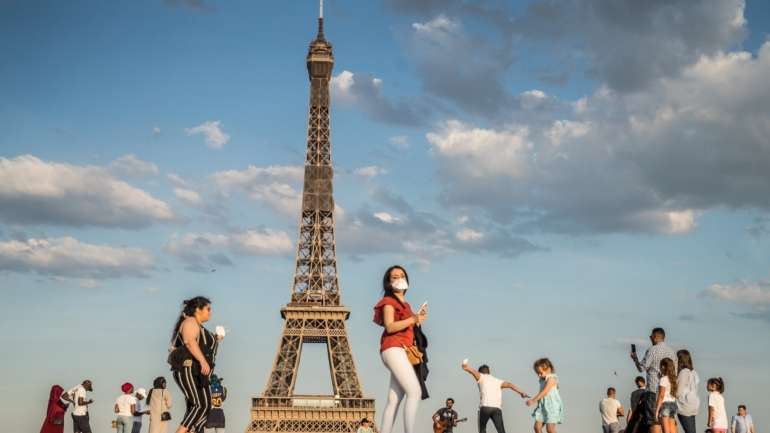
[373,296,415,352]
[630,388,645,410]
[133,398,145,422]
[640,342,676,391]
[436,408,459,432]
[732,414,754,433]
[600,397,622,425]
[67,385,89,416]
[115,394,136,417]
[708,392,728,429]
[477,374,504,408]
[659,376,676,402]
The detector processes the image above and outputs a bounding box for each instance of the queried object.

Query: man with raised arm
[462,360,529,433]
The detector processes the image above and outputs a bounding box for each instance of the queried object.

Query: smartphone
[631,344,637,354]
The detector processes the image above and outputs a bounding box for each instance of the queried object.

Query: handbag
[159,390,171,421]
[403,345,423,365]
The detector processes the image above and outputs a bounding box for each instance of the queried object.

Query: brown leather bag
[403,345,423,365]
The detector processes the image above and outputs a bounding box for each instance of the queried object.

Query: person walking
[147,377,173,433]
[462,360,528,433]
[205,374,227,433]
[167,296,221,433]
[630,328,676,433]
[731,405,755,433]
[133,388,149,433]
[373,265,428,433]
[115,383,137,433]
[654,358,677,433]
[600,387,624,433]
[40,385,68,433]
[707,377,728,433]
[62,379,94,433]
[526,358,564,433]
[675,350,699,433]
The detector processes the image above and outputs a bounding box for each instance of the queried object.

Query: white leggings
[380,347,422,433]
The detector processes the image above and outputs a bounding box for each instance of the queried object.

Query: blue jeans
[116,416,133,433]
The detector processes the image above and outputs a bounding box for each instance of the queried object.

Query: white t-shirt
[600,397,622,425]
[115,394,137,417]
[67,385,88,416]
[659,376,676,402]
[477,374,504,408]
[708,392,728,429]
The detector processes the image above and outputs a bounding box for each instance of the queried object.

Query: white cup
[215,326,226,338]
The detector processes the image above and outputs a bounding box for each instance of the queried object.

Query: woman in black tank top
[169,296,220,433]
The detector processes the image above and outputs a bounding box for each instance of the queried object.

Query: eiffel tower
[245,3,375,433]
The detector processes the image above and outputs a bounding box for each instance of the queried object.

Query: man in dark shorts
[62,379,94,433]
[433,398,459,433]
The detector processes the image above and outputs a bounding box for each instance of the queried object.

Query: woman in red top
[373,265,428,433]
[40,385,67,433]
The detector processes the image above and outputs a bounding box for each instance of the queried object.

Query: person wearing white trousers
[373,265,428,433]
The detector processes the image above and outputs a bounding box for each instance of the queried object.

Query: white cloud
[388,135,410,149]
[373,212,400,224]
[185,120,230,149]
[456,227,484,242]
[212,165,303,216]
[109,154,159,177]
[173,187,203,206]
[701,281,770,306]
[354,166,387,179]
[0,236,154,279]
[164,229,293,272]
[152,126,161,136]
[0,155,174,228]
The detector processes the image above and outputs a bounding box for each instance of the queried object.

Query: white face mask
[392,278,409,291]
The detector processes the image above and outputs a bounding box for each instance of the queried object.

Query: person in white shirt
[654,358,678,433]
[115,383,138,433]
[462,362,529,433]
[599,387,624,433]
[62,379,94,433]
[707,377,728,433]
[133,388,150,433]
[731,405,755,433]
[676,350,699,433]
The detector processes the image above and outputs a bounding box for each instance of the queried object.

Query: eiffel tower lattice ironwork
[245,5,375,433]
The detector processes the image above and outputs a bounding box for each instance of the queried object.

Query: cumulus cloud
[354,166,387,179]
[164,229,293,272]
[110,154,159,177]
[331,71,429,126]
[0,155,175,228]
[173,187,203,207]
[185,120,230,149]
[427,42,770,235]
[212,165,303,216]
[0,236,154,279]
[701,280,770,322]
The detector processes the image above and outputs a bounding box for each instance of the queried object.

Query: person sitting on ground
[462,360,528,433]
[600,387,624,433]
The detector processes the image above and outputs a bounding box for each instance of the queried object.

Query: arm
[654,385,665,418]
[131,403,137,416]
[383,305,422,334]
[617,404,625,418]
[502,381,529,398]
[526,377,556,406]
[462,363,481,381]
[708,405,715,428]
[77,397,92,406]
[181,318,210,375]
[432,411,441,423]
[61,392,74,404]
[114,403,119,414]
[164,390,172,409]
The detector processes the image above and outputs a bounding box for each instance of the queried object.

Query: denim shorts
[659,402,677,418]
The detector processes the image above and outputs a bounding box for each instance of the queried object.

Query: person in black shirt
[628,376,646,425]
[433,398,459,433]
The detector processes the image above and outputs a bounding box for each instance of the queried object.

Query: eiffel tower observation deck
[245,2,376,432]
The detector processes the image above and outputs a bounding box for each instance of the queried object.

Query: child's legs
[661,416,676,433]
[533,421,544,433]
[545,423,557,433]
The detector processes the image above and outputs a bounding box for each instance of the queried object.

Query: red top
[40,385,66,433]
[373,296,415,352]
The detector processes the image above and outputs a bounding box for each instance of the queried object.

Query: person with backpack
[205,374,227,433]
[675,350,699,433]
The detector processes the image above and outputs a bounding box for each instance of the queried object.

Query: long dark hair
[659,358,677,397]
[382,265,409,305]
[170,296,211,343]
[677,349,694,372]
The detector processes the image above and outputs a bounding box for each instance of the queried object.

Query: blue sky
[2,1,770,432]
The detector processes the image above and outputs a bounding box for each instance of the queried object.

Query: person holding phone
[373,265,428,433]
[630,328,676,433]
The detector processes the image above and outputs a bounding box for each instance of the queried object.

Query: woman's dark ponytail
[170,296,211,343]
